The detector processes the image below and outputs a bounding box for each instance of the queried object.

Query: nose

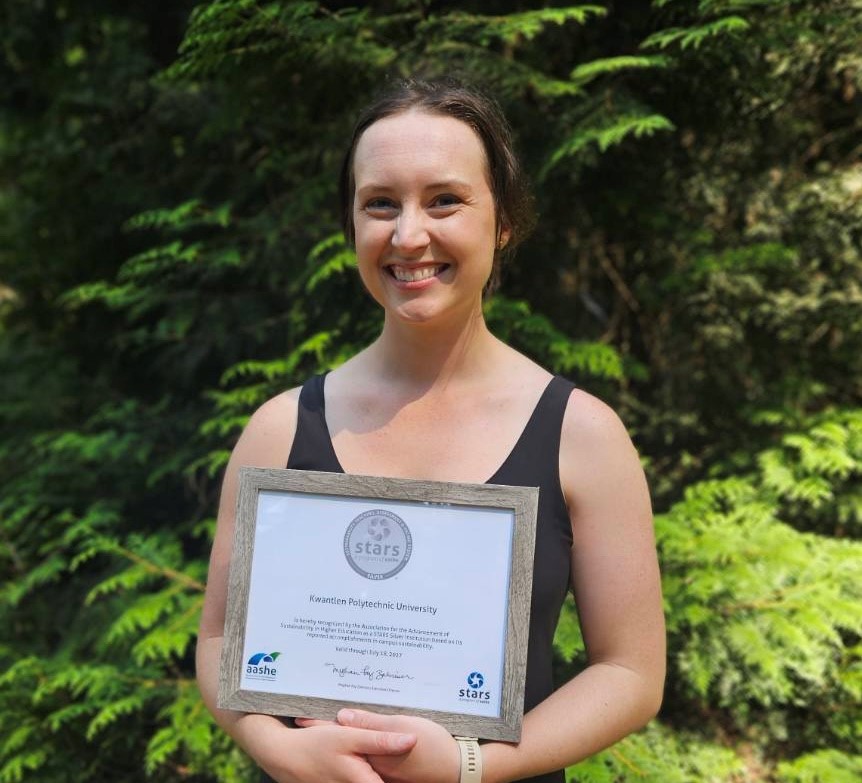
[391,205,430,255]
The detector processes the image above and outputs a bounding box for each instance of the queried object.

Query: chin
[390,303,441,324]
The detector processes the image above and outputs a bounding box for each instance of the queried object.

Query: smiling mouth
[386,264,449,282]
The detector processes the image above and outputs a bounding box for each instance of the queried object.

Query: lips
[386,264,449,282]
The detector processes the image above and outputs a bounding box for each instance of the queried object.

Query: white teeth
[390,265,443,282]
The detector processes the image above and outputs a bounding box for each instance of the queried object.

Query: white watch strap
[455,737,482,783]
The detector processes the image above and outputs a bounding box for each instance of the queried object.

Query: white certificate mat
[218,468,539,741]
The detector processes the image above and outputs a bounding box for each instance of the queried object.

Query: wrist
[477,740,517,783]
[233,713,296,770]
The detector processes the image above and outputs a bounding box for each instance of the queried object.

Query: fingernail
[339,709,355,722]
[393,733,414,750]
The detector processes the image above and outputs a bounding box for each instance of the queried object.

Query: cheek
[441,209,495,244]
[352,225,389,298]
[443,218,497,262]
[354,220,388,257]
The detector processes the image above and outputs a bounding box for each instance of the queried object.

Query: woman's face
[351,110,503,325]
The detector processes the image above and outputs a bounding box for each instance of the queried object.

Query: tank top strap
[286,374,343,472]
[491,376,575,482]
[490,375,575,541]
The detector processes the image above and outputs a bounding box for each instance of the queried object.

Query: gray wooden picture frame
[218,467,538,741]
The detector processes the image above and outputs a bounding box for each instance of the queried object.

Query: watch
[454,736,482,783]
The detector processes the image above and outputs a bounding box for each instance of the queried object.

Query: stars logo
[344,509,412,580]
[366,517,391,541]
[458,670,491,703]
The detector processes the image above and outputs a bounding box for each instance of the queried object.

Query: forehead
[352,110,490,188]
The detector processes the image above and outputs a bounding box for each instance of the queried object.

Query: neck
[368,306,500,390]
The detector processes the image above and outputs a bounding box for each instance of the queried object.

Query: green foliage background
[1,0,860,780]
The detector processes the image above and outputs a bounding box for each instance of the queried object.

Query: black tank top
[261,373,575,783]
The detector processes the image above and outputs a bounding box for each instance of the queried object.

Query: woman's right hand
[254,720,417,783]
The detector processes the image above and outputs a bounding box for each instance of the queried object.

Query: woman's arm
[331,389,665,783]
[196,390,418,783]
[483,389,666,781]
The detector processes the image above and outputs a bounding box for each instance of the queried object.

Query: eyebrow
[355,179,474,198]
[424,179,473,192]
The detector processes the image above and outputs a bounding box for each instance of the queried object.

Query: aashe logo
[459,670,491,702]
[246,651,280,681]
[344,509,412,580]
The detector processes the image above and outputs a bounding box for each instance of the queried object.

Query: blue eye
[432,194,460,208]
[365,198,397,211]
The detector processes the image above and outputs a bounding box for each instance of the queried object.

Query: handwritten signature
[324,663,414,683]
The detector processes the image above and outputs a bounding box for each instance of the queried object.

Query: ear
[496,226,512,250]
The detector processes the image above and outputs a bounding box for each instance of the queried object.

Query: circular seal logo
[467,671,484,689]
[344,509,412,580]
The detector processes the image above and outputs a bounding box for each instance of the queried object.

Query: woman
[196,79,665,783]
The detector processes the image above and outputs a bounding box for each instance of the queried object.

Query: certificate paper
[219,468,538,741]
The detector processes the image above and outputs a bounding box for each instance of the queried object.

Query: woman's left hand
[296,709,461,783]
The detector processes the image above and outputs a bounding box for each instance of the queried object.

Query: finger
[347,727,416,756]
[337,708,400,732]
[294,717,337,727]
[353,765,386,783]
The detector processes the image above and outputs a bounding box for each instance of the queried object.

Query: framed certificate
[218,467,538,741]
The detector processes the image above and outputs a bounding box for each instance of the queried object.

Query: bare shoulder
[558,388,650,525]
[230,386,302,469]
[561,389,638,454]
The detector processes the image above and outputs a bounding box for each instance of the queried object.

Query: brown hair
[338,78,535,293]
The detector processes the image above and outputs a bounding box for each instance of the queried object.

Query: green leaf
[542,113,675,177]
[641,16,750,50]
[569,55,671,86]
